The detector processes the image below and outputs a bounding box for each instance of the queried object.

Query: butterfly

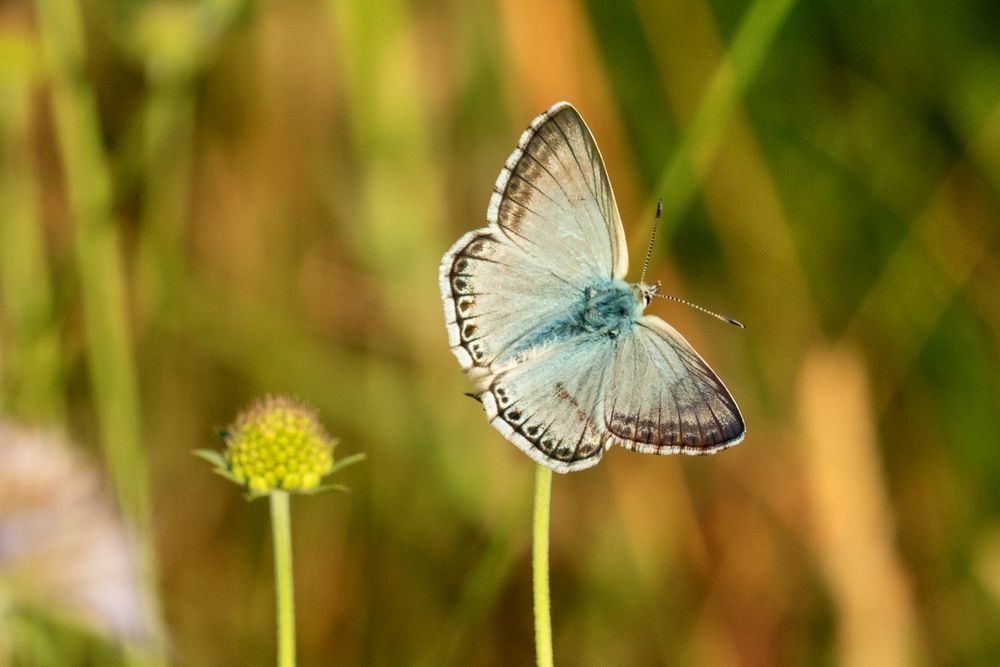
[439,101,745,473]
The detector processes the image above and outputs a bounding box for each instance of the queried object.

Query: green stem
[32,0,163,660]
[532,464,554,667]
[0,41,64,424]
[270,491,296,667]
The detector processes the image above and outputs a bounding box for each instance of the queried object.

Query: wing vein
[531,129,606,267]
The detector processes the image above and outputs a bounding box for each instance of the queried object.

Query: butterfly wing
[603,316,745,453]
[478,315,744,472]
[479,336,619,472]
[440,102,628,374]
[485,101,629,281]
[441,101,744,472]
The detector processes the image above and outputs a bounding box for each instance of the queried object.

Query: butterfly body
[580,279,646,337]
[509,279,643,360]
[441,102,745,473]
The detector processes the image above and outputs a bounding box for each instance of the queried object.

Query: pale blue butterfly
[440,101,745,473]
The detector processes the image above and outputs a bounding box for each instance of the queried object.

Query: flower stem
[270,491,296,667]
[33,0,164,659]
[532,464,554,667]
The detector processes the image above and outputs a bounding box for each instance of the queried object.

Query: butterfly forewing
[488,105,627,281]
[442,229,583,371]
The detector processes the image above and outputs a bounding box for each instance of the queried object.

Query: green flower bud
[198,396,335,496]
[196,395,364,499]
[226,395,334,493]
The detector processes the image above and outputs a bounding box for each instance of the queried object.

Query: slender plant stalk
[33,0,151,521]
[532,464,554,667]
[32,0,164,660]
[0,38,64,423]
[139,79,196,322]
[270,491,296,667]
[137,0,246,324]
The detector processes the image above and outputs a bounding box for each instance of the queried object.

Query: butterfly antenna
[653,293,746,328]
[639,200,662,284]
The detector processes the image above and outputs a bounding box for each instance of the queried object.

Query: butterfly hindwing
[482,338,617,473]
[604,316,745,453]
[479,314,744,472]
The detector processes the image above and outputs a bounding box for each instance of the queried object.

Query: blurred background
[1,0,999,664]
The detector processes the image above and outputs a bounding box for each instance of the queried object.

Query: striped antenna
[639,200,662,284]
[652,292,745,328]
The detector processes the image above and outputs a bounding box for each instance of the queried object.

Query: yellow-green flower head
[222,395,335,494]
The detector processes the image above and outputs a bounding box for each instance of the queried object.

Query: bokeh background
[2,0,999,664]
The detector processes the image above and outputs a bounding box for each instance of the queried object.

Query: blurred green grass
[2,0,1000,664]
